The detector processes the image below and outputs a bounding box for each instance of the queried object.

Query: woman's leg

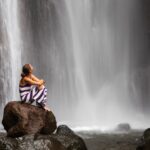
[34,86,51,111]
[29,85,39,103]
[21,92,33,103]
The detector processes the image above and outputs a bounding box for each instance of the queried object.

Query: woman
[19,64,50,111]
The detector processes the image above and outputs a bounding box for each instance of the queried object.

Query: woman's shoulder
[23,76,32,81]
[19,77,28,86]
[30,74,35,79]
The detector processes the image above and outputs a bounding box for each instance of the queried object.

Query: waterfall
[0,0,150,129]
[60,0,150,129]
[0,0,21,108]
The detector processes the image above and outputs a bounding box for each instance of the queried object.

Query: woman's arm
[31,74,41,82]
[31,74,45,85]
[24,77,43,85]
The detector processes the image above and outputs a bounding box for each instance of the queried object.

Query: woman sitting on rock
[19,64,50,111]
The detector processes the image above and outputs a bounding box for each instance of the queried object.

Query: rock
[1,102,87,149]
[115,123,131,132]
[2,101,57,138]
[0,125,87,150]
[136,128,150,150]
[0,133,18,150]
[143,128,150,142]
[56,125,75,135]
[0,133,66,150]
[53,125,87,150]
[136,145,144,150]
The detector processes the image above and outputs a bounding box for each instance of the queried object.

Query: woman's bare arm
[24,77,43,85]
[31,74,41,82]
[31,74,45,85]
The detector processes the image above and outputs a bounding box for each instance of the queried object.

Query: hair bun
[21,73,25,78]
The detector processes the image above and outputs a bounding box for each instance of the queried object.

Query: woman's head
[21,64,33,77]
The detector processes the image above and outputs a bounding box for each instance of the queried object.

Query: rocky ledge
[0,101,87,150]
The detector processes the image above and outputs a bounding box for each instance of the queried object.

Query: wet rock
[136,145,144,150]
[2,101,57,138]
[115,123,131,132]
[0,125,87,150]
[136,128,150,150]
[0,133,18,150]
[56,125,75,135]
[17,134,66,150]
[0,133,66,150]
[53,125,87,150]
[143,128,150,142]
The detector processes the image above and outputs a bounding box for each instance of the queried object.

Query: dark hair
[21,64,32,77]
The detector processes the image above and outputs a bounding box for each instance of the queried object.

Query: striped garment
[19,84,47,107]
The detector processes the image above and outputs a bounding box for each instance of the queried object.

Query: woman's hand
[39,79,45,85]
[41,79,45,84]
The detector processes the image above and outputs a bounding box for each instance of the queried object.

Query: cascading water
[0,0,150,130]
[0,0,21,108]
[63,0,150,129]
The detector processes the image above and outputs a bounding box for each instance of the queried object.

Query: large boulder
[2,101,57,138]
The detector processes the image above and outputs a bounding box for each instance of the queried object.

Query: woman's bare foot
[38,85,44,90]
[44,106,51,111]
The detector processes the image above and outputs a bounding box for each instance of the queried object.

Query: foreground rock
[136,128,150,150]
[0,125,87,150]
[0,133,66,150]
[53,125,87,150]
[2,101,57,137]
